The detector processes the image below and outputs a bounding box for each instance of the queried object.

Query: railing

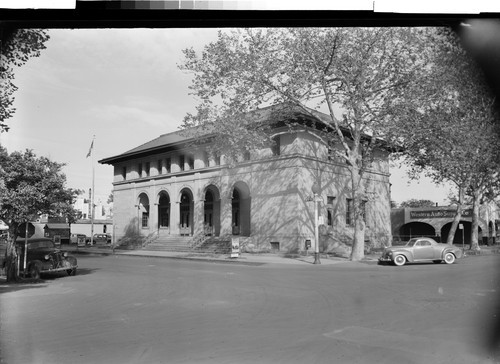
[142,231,159,248]
[190,230,208,250]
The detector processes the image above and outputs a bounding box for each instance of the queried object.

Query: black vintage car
[16,238,77,279]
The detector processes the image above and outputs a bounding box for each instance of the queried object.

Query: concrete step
[143,236,231,254]
[144,236,192,252]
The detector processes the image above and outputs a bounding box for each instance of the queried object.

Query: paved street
[1,254,500,364]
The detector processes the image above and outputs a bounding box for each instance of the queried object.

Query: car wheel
[444,252,456,264]
[393,255,406,266]
[29,264,41,279]
[433,260,441,264]
[67,268,77,276]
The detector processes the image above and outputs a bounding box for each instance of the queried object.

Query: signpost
[459,224,464,252]
[231,237,240,258]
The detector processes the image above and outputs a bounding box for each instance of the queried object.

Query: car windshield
[405,239,419,247]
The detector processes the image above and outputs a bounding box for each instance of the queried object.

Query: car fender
[65,255,77,266]
[392,250,414,263]
[27,260,43,271]
[441,248,460,260]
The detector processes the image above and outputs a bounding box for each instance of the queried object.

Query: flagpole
[89,136,95,245]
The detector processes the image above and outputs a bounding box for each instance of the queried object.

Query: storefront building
[391,204,499,245]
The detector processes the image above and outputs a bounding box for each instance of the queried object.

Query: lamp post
[311,183,321,265]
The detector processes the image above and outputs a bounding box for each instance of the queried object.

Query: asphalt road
[1,254,500,364]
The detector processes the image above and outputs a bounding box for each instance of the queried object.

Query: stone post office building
[99,108,393,253]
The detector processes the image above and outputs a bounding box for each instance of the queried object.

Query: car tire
[393,255,406,266]
[29,263,41,279]
[433,260,441,264]
[444,252,456,264]
[67,268,77,276]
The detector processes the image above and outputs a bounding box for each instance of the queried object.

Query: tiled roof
[98,104,342,165]
[44,223,70,229]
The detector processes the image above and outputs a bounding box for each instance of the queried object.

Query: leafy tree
[0,146,80,282]
[399,199,436,208]
[179,28,433,261]
[0,29,49,132]
[107,192,113,204]
[395,29,500,248]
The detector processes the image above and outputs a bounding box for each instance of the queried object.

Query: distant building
[391,203,499,245]
[73,192,113,220]
[99,107,394,253]
[70,219,112,240]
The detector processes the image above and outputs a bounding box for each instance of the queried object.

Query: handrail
[142,231,159,248]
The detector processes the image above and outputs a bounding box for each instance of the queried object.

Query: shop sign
[410,209,472,219]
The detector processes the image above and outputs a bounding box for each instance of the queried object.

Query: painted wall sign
[410,209,472,219]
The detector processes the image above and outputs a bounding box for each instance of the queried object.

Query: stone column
[219,196,233,237]
[194,199,204,237]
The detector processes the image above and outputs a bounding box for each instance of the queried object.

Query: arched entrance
[179,189,193,236]
[399,222,436,240]
[203,186,221,236]
[231,182,251,236]
[441,221,474,245]
[157,191,170,234]
[137,193,150,233]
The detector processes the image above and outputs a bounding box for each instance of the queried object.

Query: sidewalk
[62,244,500,266]
[63,244,379,266]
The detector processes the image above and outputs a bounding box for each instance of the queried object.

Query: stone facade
[100,117,393,253]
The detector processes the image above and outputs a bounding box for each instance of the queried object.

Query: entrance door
[158,193,170,234]
[180,209,190,236]
[232,189,240,235]
[204,210,213,236]
[179,190,192,236]
[204,190,215,236]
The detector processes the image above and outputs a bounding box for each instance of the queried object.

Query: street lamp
[311,182,321,265]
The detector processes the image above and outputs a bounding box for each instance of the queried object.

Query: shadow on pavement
[0,279,48,294]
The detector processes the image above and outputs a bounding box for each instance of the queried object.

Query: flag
[86,138,94,158]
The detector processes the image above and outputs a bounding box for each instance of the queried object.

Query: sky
[0,28,453,206]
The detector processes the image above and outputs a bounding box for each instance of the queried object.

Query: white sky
[0,28,452,206]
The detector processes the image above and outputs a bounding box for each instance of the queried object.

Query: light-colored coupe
[379,237,463,266]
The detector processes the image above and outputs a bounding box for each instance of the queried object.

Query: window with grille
[157,160,162,175]
[272,136,280,156]
[166,158,171,173]
[188,155,194,170]
[142,212,149,228]
[327,196,335,226]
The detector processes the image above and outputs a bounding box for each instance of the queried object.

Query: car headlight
[63,252,68,257]
[44,254,50,260]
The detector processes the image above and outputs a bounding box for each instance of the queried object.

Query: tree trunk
[446,186,464,245]
[5,225,19,282]
[351,216,366,261]
[349,167,365,261]
[470,189,481,251]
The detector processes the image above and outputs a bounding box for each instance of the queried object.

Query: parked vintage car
[86,233,111,244]
[379,237,463,266]
[16,238,77,279]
